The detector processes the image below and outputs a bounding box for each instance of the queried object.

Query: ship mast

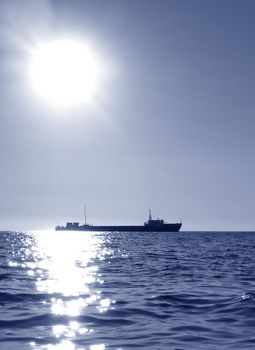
[149,208,152,221]
[84,205,87,225]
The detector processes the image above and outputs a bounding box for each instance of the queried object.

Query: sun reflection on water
[34,231,102,296]
[9,230,113,350]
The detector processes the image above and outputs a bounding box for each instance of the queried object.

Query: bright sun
[29,39,100,108]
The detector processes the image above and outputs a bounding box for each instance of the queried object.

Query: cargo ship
[55,209,182,232]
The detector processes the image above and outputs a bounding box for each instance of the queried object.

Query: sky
[0,0,255,231]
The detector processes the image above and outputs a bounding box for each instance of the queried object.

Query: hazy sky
[0,0,255,231]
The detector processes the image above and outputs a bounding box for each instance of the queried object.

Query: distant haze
[0,0,255,231]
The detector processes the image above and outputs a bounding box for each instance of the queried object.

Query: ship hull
[56,223,182,232]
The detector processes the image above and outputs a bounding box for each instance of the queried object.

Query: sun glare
[29,39,100,108]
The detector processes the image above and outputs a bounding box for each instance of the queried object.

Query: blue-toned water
[1,231,255,350]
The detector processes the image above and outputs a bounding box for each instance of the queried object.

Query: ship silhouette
[56,209,182,232]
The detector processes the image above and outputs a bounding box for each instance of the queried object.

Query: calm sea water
[1,231,255,350]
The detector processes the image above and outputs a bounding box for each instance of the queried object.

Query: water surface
[1,231,255,349]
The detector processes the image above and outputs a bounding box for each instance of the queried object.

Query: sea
[1,231,255,350]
